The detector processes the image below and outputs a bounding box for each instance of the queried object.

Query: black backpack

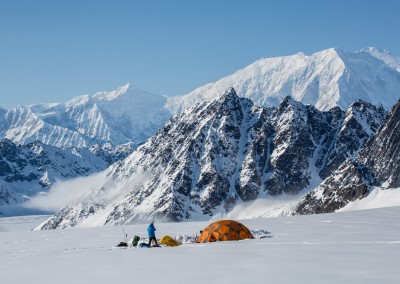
[116,242,128,247]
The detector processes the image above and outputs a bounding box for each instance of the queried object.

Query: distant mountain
[0,139,134,215]
[0,84,171,149]
[167,48,400,113]
[38,89,386,229]
[293,99,400,215]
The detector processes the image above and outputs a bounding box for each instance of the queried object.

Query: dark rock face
[89,143,134,165]
[293,160,373,215]
[358,100,400,188]
[0,185,16,208]
[294,99,400,215]
[40,88,387,228]
[318,101,385,179]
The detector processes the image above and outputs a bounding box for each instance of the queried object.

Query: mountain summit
[167,48,400,113]
[0,84,171,148]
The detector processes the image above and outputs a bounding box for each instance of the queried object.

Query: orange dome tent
[198,220,254,243]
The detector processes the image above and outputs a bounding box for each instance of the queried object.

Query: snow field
[1,207,400,284]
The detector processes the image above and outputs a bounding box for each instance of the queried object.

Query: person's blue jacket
[147,223,156,238]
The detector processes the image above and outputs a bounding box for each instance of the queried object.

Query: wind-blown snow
[211,194,304,220]
[1,207,400,284]
[23,172,109,212]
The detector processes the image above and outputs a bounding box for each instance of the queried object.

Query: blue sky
[1,0,399,109]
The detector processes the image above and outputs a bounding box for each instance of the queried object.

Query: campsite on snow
[2,1,400,283]
[1,49,400,284]
[1,207,400,284]
[1,48,400,283]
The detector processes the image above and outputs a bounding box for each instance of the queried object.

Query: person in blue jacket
[147,222,159,246]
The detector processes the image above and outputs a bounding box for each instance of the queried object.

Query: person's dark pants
[148,236,158,246]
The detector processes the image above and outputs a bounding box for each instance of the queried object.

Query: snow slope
[1,207,400,284]
[339,187,400,212]
[167,48,400,112]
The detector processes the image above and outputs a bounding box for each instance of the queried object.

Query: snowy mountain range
[38,88,389,229]
[0,84,171,149]
[1,47,400,222]
[1,48,399,152]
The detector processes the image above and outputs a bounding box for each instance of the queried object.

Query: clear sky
[1,0,399,109]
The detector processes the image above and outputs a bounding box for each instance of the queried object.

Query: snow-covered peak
[360,47,400,71]
[166,48,400,113]
[1,84,172,149]
[66,95,90,107]
[166,48,345,113]
[215,87,239,104]
[92,83,130,101]
[65,83,135,107]
[313,47,343,58]
[277,96,307,112]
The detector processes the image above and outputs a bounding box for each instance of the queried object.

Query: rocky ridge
[293,99,400,214]
[38,89,386,229]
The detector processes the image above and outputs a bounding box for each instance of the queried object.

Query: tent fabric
[198,220,254,243]
[159,235,180,247]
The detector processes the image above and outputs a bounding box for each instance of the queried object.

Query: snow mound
[339,187,400,212]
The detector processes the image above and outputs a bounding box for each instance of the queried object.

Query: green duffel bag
[132,235,141,247]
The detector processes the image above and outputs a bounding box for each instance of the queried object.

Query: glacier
[1,207,400,284]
